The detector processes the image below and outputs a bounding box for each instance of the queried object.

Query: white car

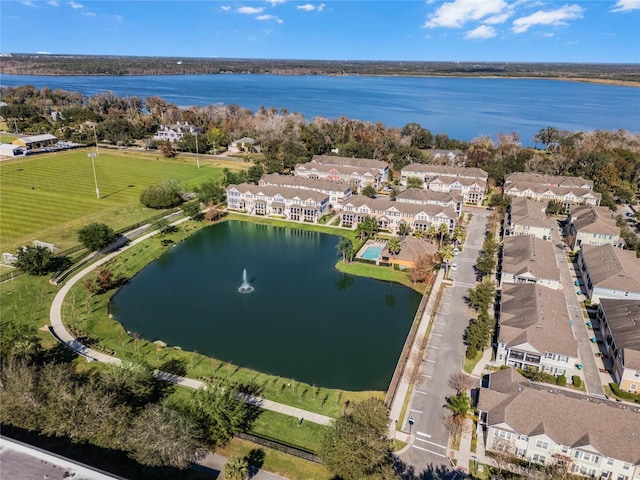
[450,263,458,271]
[453,247,459,256]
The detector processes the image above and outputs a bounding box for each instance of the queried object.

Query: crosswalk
[413,431,447,458]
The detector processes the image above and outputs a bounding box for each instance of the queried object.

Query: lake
[109,221,422,391]
[2,74,639,145]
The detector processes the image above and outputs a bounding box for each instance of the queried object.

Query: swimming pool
[361,245,383,260]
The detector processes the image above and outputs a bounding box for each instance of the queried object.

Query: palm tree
[355,215,378,241]
[426,225,437,244]
[224,456,249,480]
[336,237,354,263]
[414,229,425,240]
[452,226,466,246]
[437,222,449,248]
[439,245,454,266]
[387,237,401,256]
[445,392,472,421]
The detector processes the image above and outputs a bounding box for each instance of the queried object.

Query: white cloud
[297,3,325,12]
[612,0,640,12]
[237,6,264,14]
[256,14,283,23]
[84,11,95,16]
[512,4,583,33]
[267,0,285,5]
[47,0,59,6]
[484,11,512,24]
[36,51,52,54]
[220,6,231,11]
[464,25,497,39]
[425,0,508,28]
[21,0,35,7]
[68,1,84,9]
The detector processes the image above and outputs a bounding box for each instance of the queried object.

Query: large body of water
[2,74,639,145]
[109,221,422,391]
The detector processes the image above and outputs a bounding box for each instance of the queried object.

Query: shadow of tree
[394,457,459,480]
[246,448,265,478]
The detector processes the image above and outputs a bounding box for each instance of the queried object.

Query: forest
[1,54,640,84]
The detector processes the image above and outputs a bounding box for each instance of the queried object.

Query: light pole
[88,153,100,199]
[195,132,200,169]
[92,123,99,156]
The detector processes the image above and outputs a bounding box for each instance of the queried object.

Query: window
[535,440,549,450]
[623,463,630,470]
[532,453,546,463]
[631,384,638,392]
[559,355,568,363]
[607,458,614,466]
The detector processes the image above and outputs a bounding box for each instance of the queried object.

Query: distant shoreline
[1,55,638,87]
[1,71,638,89]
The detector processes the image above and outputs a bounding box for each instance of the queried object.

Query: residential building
[12,133,57,151]
[597,299,640,393]
[567,204,623,249]
[340,196,457,235]
[399,164,488,205]
[577,244,640,303]
[295,162,383,192]
[478,368,640,480]
[229,137,259,153]
[500,236,561,290]
[259,173,352,210]
[496,284,578,376]
[153,122,202,143]
[395,188,463,217]
[424,149,467,165]
[505,198,553,240]
[504,173,600,207]
[309,155,390,178]
[226,183,329,222]
[380,236,438,269]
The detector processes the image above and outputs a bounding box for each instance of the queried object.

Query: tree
[426,225,437,244]
[182,201,202,220]
[436,222,449,248]
[195,180,226,205]
[95,266,114,292]
[320,398,396,480]
[476,253,497,276]
[464,310,494,358]
[410,253,437,284]
[186,382,258,448]
[545,199,566,216]
[336,237,354,263]
[439,245,454,265]
[0,322,42,361]
[161,139,176,158]
[406,177,423,189]
[224,456,250,480]
[361,185,377,198]
[14,245,68,276]
[451,226,466,245]
[448,371,475,394]
[397,221,411,236]
[467,281,496,311]
[127,403,206,469]
[140,179,183,209]
[78,223,116,251]
[445,392,472,422]
[355,215,378,241]
[387,238,401,256]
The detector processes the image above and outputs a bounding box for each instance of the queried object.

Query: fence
[235,432,321,464]
[1,208,184,284]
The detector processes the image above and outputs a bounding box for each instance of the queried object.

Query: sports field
[0,148,246,252]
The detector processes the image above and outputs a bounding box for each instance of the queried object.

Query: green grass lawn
[0,148,245,252]
[0,134,17,143]
[335,259,428,293]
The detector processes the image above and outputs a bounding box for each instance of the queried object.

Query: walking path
[48,217,332,427]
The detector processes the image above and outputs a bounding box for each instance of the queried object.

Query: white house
[577,244,640,303]
[396,188,463,217]
[399,164,488,205]
[229,137,259,153]
[309,155,390,178]
[567,204,623,249]
[153,122,202,143]
[505,198,553,240]
[500,235,561,290]
[226,183,329,222]
[258,173,352,210]
[295,163,383,192]
[478,368,640,480]
[496,284,578,377]
[597,299,640,393]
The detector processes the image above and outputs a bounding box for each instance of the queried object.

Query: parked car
[453,247,459,256]
[450,263,458,271]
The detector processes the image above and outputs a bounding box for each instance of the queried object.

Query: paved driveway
[399,209,490,474]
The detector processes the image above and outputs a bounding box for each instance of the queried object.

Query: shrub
[610,383,640,403]
[556,375,567,386]
[78,223,116,251]
[140,179,183,209]
[572,375,582,388]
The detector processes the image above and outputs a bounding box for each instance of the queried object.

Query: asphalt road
[399,209,490,474]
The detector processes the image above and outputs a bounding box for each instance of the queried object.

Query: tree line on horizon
[1,85,638,210]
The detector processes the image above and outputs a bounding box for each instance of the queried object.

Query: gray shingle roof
[599,299,640,370]
[581,244,640,292]
[502,236,560,283]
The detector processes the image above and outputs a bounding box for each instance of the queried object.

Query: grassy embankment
[0,134,17,143]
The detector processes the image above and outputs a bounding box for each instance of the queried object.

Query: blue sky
[2,0,639,63]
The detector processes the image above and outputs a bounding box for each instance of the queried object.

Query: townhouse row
[503,172,601,207]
